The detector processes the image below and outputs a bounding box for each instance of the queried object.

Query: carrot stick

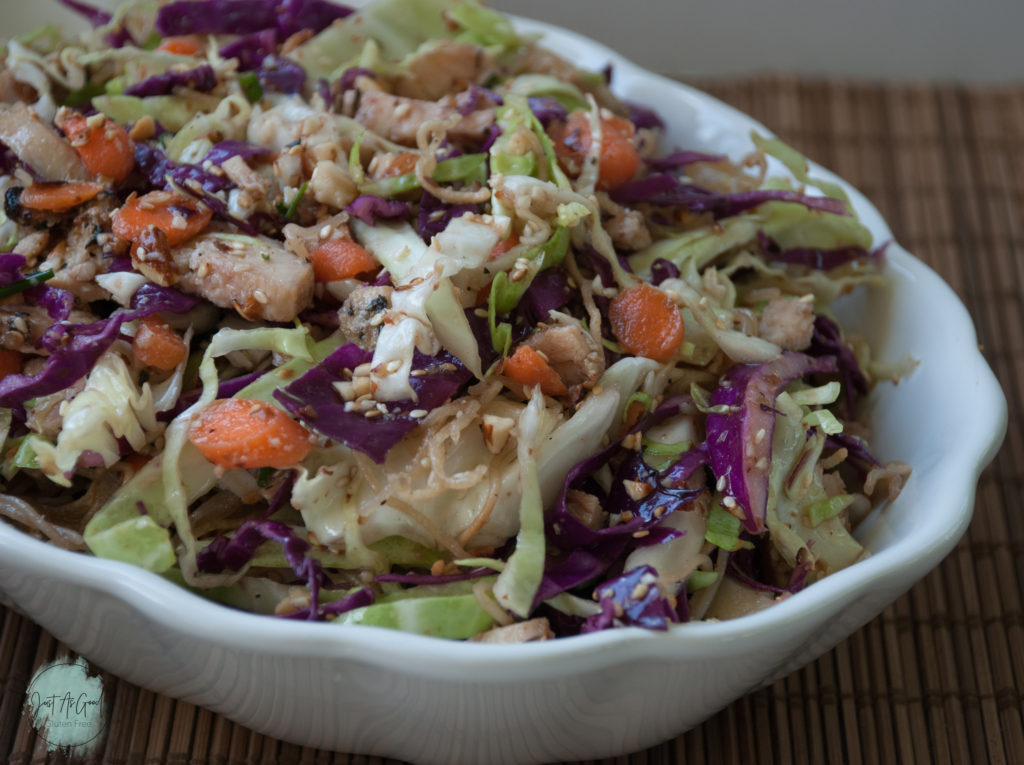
[60,113,135,185]
[552,112,640,190]
[132,315,187,371]
[608,283,685,360]
[189,398,315,470]
[501,345,568,396]
[112,190,212,247]
[18,182,103,212]
[156,36,205,56]
[308,237,380,282]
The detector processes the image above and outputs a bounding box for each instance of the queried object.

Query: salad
[0,0,912,641]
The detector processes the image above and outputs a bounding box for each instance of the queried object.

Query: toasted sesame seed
[653,505,666,518]
[197,262,211,278]
[631,582,649,600]
[409,369,428,377]
[632,530,650,539]
[364,409,382,418]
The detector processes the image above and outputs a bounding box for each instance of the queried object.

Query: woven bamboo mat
[2,77,1022,765]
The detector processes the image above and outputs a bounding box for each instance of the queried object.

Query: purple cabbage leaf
[704,351,838,534]
[272,343,471,463]
[610,173,848,218]
[582,565,679,632]
[124,65,218,97]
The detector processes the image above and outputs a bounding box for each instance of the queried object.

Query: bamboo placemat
[1,77,1022,765]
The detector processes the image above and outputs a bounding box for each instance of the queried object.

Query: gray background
[13,0,1024,82]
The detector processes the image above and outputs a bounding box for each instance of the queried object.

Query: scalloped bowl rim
[0,14,1008,683]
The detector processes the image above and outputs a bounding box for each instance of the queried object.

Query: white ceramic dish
[0,7,1008,765]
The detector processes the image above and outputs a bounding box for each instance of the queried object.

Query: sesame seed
[197,262,211,278]
[653,506,666,518]
[319,224,333,239]
[722,496,737,509]
[384,359,402,374]
[631,582,650,600]
[409,369,427,377]
[85,113,106,129]
[253,290,269,304]
[364,409,382,418]
[409,409,428,418]
[375,402,388,413]
[755,428,766,444]
[632,530,650,539]
[716,475,726,492]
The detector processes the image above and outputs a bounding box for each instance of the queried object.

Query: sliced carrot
[552,111,640,190]
[488,232,520,261]
[18,182,103,212]
[500,345,568,397]
[132,315,187,371]
[189,398,314,470]
[156,36,205,56]
[608,283,685,360]
[308,237,380,282]
[61,113,135,185]
[112,191,212,247]
[0,349,24,379]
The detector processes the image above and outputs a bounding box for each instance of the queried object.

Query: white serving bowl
[0,9,1007,765]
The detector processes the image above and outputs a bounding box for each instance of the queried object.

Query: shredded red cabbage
[157,0,352,38]
[202,140,271,167]
[124,65,218,97]
[218,29,278,71]
[56,0,112,27]
[757,230,875,271]
[705,352,838,534]
[346,195,410,226]
[807,314,869,416]
[273,344,472,463]
[645,150,727,172]
[582,565,679,632]
[258,57,307,94]
[610,173,848,218]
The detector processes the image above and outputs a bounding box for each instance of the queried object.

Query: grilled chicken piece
[757,296,815,351]
[34,196,120,301]
[524,317,605,396]
[173,233,314,322]
[338,285,392,350]
[0,102,88,182]
[354,90,494,146]
[471,618,554,643]
[392,41,498,101]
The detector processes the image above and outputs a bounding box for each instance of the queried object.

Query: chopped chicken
[338,285,393,350]
[757,297,815,351]
[524,316,605,396]
[173,233,314,322]
[471,618,554,643]
[355,90,494,146]
[393,41,498,101]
